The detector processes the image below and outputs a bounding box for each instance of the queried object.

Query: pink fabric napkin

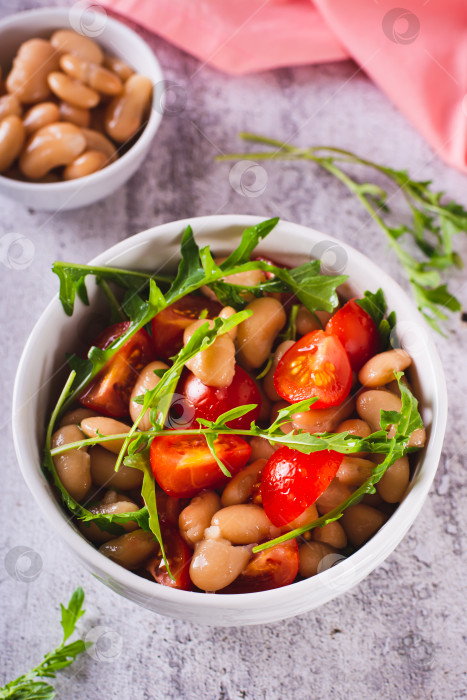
[100,0,467,171]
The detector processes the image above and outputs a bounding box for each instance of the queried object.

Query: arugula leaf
[125,451,173,579]
[0,588,90,700]
[220,218,279,267]
[355,288,396,349]
[52,261,171,316]
[60,587,85,642]
[219,133,465,333]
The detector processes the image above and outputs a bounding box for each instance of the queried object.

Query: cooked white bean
[313,521,347,549]
[179,491,221,546]
[336,456,375,487]
[221,459,266,507]
[292,398,356,434]
[236,297,286,369]
[60,407,97,428]
[284,502,318,531]
[296,306,332,336]
[189,537,251,591]
[356,390,402,432]
[263,340,295,402]
[211,504,275,544]
[376,456,409,503]
[129,360,169,431]
[89,446,143,490]
[249,437,275,462]
[80,416,129,453]
[341,504,385,546]
[51,425,91,502]
[316,479,352,515]
[79,498,139,543]
[408,427,426,448]
[335,418,371,438]
[184,319,236,388]
[358,349,412,387]
[298,541,335,578]
[99,529,157,569]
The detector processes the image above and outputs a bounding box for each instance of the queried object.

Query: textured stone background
[1,1,467,698]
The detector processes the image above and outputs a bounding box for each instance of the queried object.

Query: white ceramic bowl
[0,7,163,210]
[12,215,447,626]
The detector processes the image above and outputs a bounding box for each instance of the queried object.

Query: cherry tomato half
[151,295,222,361]
[221,540,299,593]
[273,330,352,408]
[325,299,379,371]
[79,322,156,418]
[261,447,343,527]
[145,525,192,590]
[178,366,261,430]
[150,433,251,498]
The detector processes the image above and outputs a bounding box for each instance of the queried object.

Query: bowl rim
[12,214,448,615]
[0,6,163,192]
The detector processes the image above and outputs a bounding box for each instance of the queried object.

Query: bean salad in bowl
[41,217,429,598]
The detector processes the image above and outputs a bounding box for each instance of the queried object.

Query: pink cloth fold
[101,0,467,171]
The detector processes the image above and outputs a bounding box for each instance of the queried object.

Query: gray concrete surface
[1,1,466,698]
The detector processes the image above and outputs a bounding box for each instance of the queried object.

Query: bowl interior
[12,215,447,625]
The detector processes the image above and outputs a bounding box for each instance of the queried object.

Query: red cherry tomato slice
[79,322,156,418]
[178,366,261,430]
[150,433,251,498]
[261,447,343,527]
[221,540,299,593]
[145,525,192,590]
[325,299,379,371]
[151,295,222,361]
[273,330,352,408]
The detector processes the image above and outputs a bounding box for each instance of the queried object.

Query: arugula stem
[218,133,465,332]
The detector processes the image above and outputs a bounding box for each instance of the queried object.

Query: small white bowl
[12,216,447,626]
[0,7,163,210]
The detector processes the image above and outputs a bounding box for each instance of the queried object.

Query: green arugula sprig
[0,588,90,700]
[54,218,346,413]
[218,134,465,333]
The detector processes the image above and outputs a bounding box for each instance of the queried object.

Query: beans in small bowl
[0,8,163,209]
[0,29,152,182]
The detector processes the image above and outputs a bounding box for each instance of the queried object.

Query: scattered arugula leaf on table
[0,588,90,700]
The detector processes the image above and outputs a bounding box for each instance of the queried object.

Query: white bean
[298,541,335,578]
[211,504,275,544]
[341,504,385,546]
[184,319,236,388]
[51,425,91,502]
[179,491,221,546]
[189,537,251,591]
[236,297,286,369]
[80,416,129,453]
[221,459,266,507]
[356,390,402,432]
[89,446,143,490]
[376,456,409,503]
[99,529,157,569]
[358,349,412,387]
[79,498,139,543]
[129,360,169,431]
